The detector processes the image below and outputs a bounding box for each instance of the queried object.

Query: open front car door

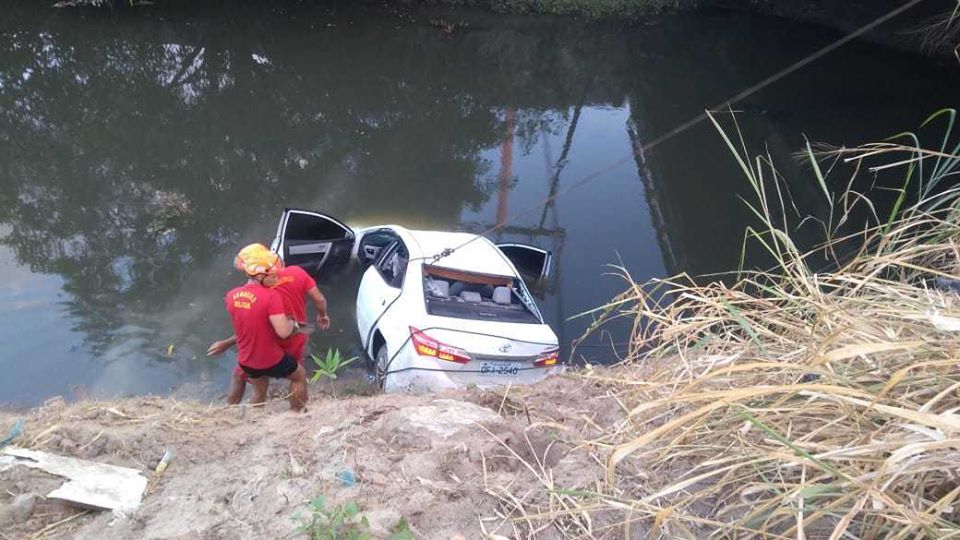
[270,208,355,276]
[355,228,401,267]
[495,243,552,281]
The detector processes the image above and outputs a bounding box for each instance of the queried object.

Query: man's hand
[206,340,232,357]
[316,314,331,331]
[307,287,330,331]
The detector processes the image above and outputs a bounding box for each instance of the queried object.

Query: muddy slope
[0,374,624,539]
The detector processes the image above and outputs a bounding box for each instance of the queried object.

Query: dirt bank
[0,371,630,539]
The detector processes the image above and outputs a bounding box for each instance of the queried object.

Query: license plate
[478,361,520,376]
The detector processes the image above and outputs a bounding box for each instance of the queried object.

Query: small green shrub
[388,517,414,540]
[300,497,371,540]
[309,348,358,383]
[297,498,414,540]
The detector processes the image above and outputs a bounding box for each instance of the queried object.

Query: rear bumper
[383,351,560,393]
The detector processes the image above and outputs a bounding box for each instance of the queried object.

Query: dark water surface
[1,2,957,405]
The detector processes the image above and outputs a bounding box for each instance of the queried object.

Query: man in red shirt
[269,263,331,361]
[208,244,330,404]
[223,246,308,410]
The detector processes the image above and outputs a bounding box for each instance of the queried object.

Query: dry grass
[599,219,960,538]
[914,0,960,57]
[488,110,960,538]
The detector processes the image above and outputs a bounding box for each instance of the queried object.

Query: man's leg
[301,334,310,364]
[286,364,308,411]
[286,333,307,366]
[227,367,248,405]
[250,376,269,405]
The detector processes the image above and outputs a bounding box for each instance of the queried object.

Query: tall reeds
[494,110,960,538]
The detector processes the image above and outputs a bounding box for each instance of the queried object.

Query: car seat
[459,291,482,303]
[425,279,450,298]
[449,281,495,298]
[492,286,512,305]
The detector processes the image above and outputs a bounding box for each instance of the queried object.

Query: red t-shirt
[272,265,316,323]
[225,283,286,369]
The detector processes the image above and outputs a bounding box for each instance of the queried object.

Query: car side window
[359,231,398,265]
[376,241,408,289]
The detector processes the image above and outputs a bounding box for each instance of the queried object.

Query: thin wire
[425,0,929,264]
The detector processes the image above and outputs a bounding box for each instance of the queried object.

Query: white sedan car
[270,208,561,392]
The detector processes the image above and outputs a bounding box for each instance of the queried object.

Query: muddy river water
[1,2,957,404]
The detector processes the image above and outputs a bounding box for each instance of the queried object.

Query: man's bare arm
[269,313,296,339]
[207,335,237,356]
[307,286,331,330]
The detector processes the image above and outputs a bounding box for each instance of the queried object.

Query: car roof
[403,229,516,277]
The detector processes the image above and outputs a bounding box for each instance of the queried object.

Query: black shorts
[240,354,298,379]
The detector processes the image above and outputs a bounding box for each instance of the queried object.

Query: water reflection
[0,3,956,404]
[625,13,959,276]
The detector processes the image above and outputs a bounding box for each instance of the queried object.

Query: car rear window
[422,265,540,324]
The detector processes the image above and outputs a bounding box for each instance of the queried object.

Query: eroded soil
[0,373,627,539]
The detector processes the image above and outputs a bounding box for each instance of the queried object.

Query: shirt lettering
[232,290,259,310]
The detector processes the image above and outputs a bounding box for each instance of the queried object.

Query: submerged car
[269,208,560,392]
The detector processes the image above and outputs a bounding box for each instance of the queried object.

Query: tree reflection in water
[0,5,628,401]
[1,3,956,403]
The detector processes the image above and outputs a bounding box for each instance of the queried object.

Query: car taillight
[534,349,559,367]
[409,327,471,364]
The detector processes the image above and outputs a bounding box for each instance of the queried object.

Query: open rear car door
[496,243,552,280]
[270,209,354,276]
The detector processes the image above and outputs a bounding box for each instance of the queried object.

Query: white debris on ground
[2,447,147,512]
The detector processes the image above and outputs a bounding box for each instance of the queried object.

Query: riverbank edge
[0,371,626,538]
[56,0,959,58]
[477,0,956,57]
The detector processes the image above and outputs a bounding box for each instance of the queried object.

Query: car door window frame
[270,209,354,275]
[375,240,408,289]
[495,243,552,280]
[358,229,398,266]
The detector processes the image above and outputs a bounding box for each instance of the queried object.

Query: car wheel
[375,345,389,390]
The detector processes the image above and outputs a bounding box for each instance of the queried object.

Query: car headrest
[492,286,512,305]
[460,291,482,303]
[426,279,449,298]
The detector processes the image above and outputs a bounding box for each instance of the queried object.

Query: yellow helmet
[233,243,268,272]
[234,243,282,277]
